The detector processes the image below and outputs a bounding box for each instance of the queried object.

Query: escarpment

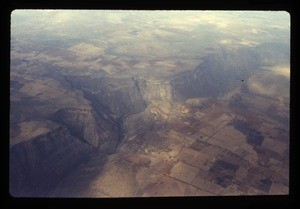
[9,42,289,197]
[171,48,260,100]
[64,76,147,118]
[10,126,95,197]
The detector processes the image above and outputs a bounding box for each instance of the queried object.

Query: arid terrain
[10,10,290,197]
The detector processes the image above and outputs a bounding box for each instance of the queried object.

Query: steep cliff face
[136,79,173,103]
[52,108,119,151]
[65,76,147,118]
[10,126,95,197]
[171,48,260,101]
[123,78,176,139]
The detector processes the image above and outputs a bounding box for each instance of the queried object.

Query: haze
[10,10,290,197]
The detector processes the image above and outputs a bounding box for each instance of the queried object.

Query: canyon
[10,10,290,197]
[10,43,289,196]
